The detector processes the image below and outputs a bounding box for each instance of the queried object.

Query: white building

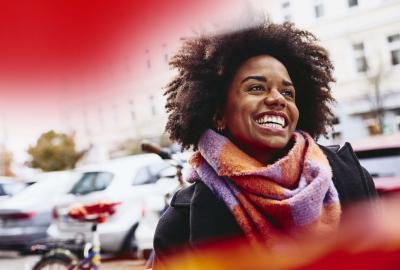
[62,0,400,158]
[59,43,177,159]
[251,0,400,144]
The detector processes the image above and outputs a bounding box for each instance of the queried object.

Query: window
[396,112,400,131]
[281,1,292,22]
[162,43,168,63]
[364,117,381,135]
[129,99,136,121]
[149,95,156,116]
[70,172,113,195]
[348,0,358,7]
[352,42,368,72]
[132,162,170,185]
[112,104,118,124]
[314,0,324,18]
[98,107,104,129]
[388,33,400,66]
[145,49,151,69]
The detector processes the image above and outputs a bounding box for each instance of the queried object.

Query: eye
[281,89,295,98]
[247,85,265,92]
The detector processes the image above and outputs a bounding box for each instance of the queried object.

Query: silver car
[0,171,79,254]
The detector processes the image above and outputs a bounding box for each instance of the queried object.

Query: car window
[70,172,113,195]
[132,162,170,185]
[1,182,26,195]
[0,185,6,196]
[356,147,400,178]
[133,167,152,185]
[94,172,113,190]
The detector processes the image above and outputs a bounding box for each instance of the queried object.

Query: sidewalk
[101,259,145,270]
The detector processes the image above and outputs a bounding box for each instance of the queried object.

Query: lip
[253,111,289,128]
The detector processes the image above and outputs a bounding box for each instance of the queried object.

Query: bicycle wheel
[32,253,76,270]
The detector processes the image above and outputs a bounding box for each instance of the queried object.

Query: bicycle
[32,201,120,270]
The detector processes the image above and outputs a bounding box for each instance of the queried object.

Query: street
[0,251,146,270]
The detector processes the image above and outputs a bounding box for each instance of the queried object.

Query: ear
[213,110,226,131]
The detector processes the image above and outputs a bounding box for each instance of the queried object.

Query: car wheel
[121,223,139,259]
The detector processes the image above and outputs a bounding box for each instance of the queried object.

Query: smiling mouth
[254,114,287,129]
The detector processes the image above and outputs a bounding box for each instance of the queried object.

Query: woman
[153,21,377,267]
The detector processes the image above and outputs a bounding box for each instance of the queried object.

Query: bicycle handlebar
[141,141,171,159]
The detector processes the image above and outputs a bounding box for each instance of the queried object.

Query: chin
[258,136,291,150]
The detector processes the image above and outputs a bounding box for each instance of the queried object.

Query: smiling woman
[151,21,378,269]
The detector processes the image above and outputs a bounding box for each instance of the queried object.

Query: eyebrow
[241,76,267,84]
[282,79,294,87]
[241,76,294,87]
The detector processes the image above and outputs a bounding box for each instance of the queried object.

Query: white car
[47,154,182,255]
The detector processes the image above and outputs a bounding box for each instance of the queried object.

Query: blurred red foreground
[159,196,400,270]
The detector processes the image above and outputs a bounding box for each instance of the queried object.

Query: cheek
[224,105,252,135]
[291,104,300,128]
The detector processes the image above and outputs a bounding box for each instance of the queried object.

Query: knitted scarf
[187,129,341,245]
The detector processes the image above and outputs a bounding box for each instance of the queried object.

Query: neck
[229,137,295,165]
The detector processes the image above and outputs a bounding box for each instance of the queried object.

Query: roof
[76,153,162,174]
[0,176,25,184]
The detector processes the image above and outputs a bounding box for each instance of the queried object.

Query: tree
[363,53,396,134]
[28,130,85,171]
[0,145,14,176]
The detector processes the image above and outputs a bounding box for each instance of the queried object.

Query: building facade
[61,0,400,160]
[252,0,400,144]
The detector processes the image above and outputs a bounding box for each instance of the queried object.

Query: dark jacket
[153,143,377,267]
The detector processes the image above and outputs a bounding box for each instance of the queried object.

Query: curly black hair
[164,21,335,150]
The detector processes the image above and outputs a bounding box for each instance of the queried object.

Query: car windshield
[70,172,113,195]
[0,182,26,196]
[356,147,400,178]
[132,161,171,185]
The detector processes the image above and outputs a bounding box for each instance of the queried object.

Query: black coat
[153,143,377,267]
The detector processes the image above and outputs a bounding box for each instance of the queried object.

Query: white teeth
[255,115,286,127]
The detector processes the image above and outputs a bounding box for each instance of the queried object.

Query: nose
[264,88,286,109]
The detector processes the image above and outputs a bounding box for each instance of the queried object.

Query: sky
[0,0,252,162]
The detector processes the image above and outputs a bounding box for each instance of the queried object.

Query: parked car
[47,153,181,255]
[352,133,400,196]
[0,177,29,202]
[0,171,79,253]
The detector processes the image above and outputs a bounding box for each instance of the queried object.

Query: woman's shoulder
[319,142,378,204]
[153,182,213,253]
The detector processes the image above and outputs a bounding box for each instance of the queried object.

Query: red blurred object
[157,196,400,270]
[67,201,121,223]
[0,211,37,220]
[52,207,59,220]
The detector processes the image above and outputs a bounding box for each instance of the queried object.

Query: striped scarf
[187,129,341,246]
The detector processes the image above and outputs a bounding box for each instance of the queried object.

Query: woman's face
[220,55,299,161]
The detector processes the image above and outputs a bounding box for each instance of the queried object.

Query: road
[0,251,146,270]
